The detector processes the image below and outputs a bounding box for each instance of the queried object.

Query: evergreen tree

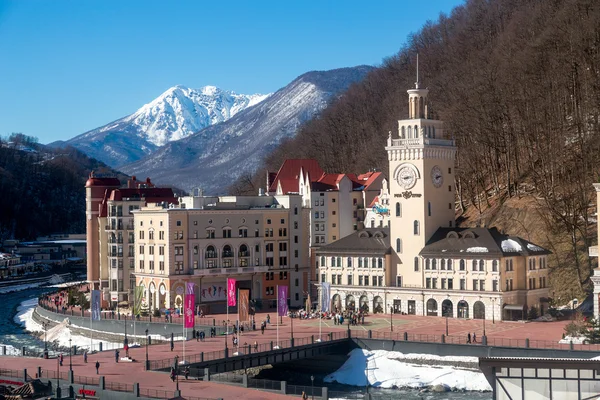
[584,318,600,344]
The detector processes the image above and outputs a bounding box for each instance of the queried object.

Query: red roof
[98,185,178,217]
[85,177,121,188]
[268,159,324,194]
[368,195,379,208]
[351,171,382,190]
[312,173,345,191]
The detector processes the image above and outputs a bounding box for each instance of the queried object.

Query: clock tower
[386,69,457,288]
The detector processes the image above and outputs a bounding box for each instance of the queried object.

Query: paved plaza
[0,308,574,399]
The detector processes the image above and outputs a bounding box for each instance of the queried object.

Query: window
[347,275,353,285]
[337,257,342,267]
[358,258,363,268]
[425,259,430,270]
[331,257,336,267]
[294,221,298,229]
[413,220,420,235]
[426,278,431,289]
[473,279,478,291]
[472,260,477,271]
[428,202,431,217]
[448,185,452,192]
[441,259,446,270]
[294,207,298,215]
[449,203,452,210]
[479,260,485,271]
[432,278,437,289]
[347,257,352,267]
[149,261,154,270]
[266,243,274,252]
[206,229,215,239]
[281,218,285,224]
[378,258,383,268]
[460,279,466,290]
[294,249,298,257]
[432,259,437,270]
[266,257,274,266]
[332,223,336,228]
[267,219,271,224]
[265,228,273,237]
[239,228,248,237]
[159,261,164,271]
[176,220,181,226]
[365,276,370,286]
[448,259,453,270]
[139,260,144,270]
[480,280,485,291]
[414,257,419,271]
[315,224,320,232]
[223,228,232,238]
[396,276,402,287]
[294,235,298,244]
[396,202,401,217]
[149,246,155,255]
[492,260,498,272]
[320,211,324,219]
[174,246,184,256]
[295,278,299,286]
[359,276,363,286]
[149,230,154,240]
[448,278,453,289]
[139,245,144,254]
[396,238,402,253]
[255,229,259,237]
[159,231,164,240]
[314,200,319,206]
[279,242,287,252]
[278,228,287,237]
[448,167,452,174]
[332,198,336,203]
[139,231,144,240]
[493,280,498,292]
[460,259,465,270]
[332,211,336,216]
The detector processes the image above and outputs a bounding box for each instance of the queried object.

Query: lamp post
[445,314,449,336]
[145,329,149,370]
[69,338,72,371]
[390,306,393,332]
[491,297,496,324]
[310,375,314,400]
[43,322,48,351]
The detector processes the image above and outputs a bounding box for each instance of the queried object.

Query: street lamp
[310,375,314,400]
[491,297,496,324]
[390,306,393,332]
[145,329,149,370]
[69,338,72,371]
[445,313,449,336]
[43,322,48,351]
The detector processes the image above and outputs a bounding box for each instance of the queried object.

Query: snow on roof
[527,243,544,252]
[501,239,522,252]
[466,247,489,253]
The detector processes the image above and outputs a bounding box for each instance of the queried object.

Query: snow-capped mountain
[121,66,373,193]
[53,86,270,167]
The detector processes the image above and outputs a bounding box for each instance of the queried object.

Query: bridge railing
[354,330,600,352]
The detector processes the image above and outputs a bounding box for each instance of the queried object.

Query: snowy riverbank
[324,349,492,392]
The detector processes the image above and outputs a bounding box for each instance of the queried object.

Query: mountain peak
[201,85,219,96]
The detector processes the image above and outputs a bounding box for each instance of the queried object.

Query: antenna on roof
[415,53,420,89]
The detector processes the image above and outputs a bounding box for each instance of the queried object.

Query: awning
[503,304,526,311]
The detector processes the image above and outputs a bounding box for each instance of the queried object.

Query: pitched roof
[352,171,383,190]
[316,228,391,255]
[312,173,346,191]
[419,227,551,257]
[268,159,324,194]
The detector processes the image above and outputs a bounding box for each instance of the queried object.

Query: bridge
[148,328,600,377]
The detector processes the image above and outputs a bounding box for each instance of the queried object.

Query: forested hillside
[235,0,600,301]
[0,134,124,241]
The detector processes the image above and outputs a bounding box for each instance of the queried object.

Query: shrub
[527,306,539,320]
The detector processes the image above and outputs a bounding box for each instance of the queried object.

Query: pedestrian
[170,340,174,352]
[267,314,270,324]
[170,367,176,382]
[59,354,63,366]
[95,361,100,375]
[115,349,119,362]
[467,333,471,344]
[253,341,258,351]
[83,350,88,363]
[473,333,477,343]
[184,366,190,380]
[196,330,199,342]
[302,391,308,400]
[261,324,265,335]
[200,331,205,341]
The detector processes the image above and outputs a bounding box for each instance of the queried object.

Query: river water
[1,285,492,400]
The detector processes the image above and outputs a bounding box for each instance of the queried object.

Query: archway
[346,294,356,311]
[149,282,156,310]
[473,301,485,319]
[373,296,383,313]
[458,300,469,319]
[359,295,369,312]
[332,294,342,313]
[158,283,167,310]
[426,299,438,316]
[442,299,453,317]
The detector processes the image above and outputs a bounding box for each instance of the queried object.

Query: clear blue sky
[0,0,463,144]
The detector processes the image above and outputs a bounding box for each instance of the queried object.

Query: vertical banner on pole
[184,294,195,328]
[277,286,288,317]
[321,283,331,312]
[91,290,101,321]
[239,290,250,322]
[227,278,237,306]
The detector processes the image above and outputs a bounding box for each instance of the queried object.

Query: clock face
[431,165,443,188]
[397,166,417,190]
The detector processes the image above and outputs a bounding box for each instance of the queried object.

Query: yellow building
[133,193,309,313]
[318,73,550,321]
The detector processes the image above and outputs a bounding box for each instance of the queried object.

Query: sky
[0,0,464,144]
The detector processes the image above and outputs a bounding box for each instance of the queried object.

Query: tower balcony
[389,137,455,148]
[590,246,598,257]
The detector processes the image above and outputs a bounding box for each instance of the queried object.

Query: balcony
[194,265,269,276]
[126,223,135,230]
[239,251,249,257]
[389,137,455,148]
[222,251,234,258]
[108,238,123,244]
[205,252,217,259]
[590,246,598,257]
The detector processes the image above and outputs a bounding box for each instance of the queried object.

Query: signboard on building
[200,282,226,302]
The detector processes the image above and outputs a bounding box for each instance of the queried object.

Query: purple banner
[277,285,288,317]
[186,281,195,295]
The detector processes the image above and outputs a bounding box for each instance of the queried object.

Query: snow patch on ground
[559,335,587,344]
[324,349,491,391]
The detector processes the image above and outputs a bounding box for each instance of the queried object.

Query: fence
[287,384,322,397]
[247,377,281,391]
[209,372,244,385]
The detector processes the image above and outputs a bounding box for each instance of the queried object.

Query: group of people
[170,365,191,381]
[466,332,478,344]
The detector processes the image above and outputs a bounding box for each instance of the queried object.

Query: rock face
[431,383,451,392]
[52,85,270,167]
[121,65,374,194]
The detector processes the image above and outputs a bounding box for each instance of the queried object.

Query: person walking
[184,366,190,380]
[95,361,100,375]
[472,332,477,343]
[467,333,471,344]
[302,391,308,400]
[83,350,88,363]
[170,367,176,382]
[115,349,119,362]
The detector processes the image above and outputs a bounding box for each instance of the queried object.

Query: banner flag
[186,281,195,295]
[321,282,331,312]
[227,278,237,306]
[277,285,288,317]
[239,289,250,322]
[133,286,144,316]
[184,294,195,328]
[91,290,101,321]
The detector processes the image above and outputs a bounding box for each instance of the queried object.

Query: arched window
[428,126,431,138]
[239,244,248,256]
[414,125,419,138]
[364,258,369,268]
[396,202,401,217]
[419,97,424,118]
[447,259,453,270]
[358,258,363,268]
[441,259,446,270]
[337,257,342,267]
[222,245,233,258]
[206,245,216,258]
[425,259,430,270]
[407,126,412,138]
[460,259,465,270]
[414,220,420,235]
[414,257,419,271]
[401,126,406,138]
[378,258,383,268]
[331,257,336,267]
[320,256,325,266]
[479,259,485,271]
[432,259,437,270]
[396,238,402,253]
[347,257,352,267]
[432,126,436,138]
[372,257,377,268]
[492,260,498,272]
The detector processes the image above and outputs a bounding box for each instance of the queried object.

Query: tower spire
[415,53,420,89]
